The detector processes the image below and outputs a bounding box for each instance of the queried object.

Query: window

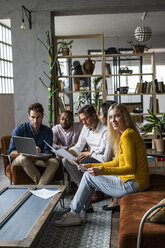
[0,23,13,93]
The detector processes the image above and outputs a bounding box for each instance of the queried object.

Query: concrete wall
[0,0,165,127]
[0,94,15,140]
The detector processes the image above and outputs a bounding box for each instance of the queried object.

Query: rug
[36,198,112,248]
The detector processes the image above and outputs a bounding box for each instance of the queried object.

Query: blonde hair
[107,103,139,156]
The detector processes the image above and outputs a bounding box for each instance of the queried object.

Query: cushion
[146,199,165,223]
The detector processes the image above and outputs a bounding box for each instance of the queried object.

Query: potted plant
[142,110,165,152]
[128,41,149,54]
[61,40,73,55]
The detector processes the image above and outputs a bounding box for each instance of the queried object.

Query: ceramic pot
[83,59,95,75]
[155,139,165,152]
[62,47,69,56]
[74,78,80,91]
[132,45,145,54]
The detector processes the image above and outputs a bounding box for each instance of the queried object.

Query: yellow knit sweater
[88,128,150,192]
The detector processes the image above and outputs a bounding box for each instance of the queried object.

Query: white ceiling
[55,11,165,39]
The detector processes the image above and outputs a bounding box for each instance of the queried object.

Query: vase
[74,78,80,91]
[132,45,145,54]
[62,47,69,56]
[83,59,95,75]
[155,139,165,152]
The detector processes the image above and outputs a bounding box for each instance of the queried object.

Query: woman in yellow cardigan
[55,103,150,227]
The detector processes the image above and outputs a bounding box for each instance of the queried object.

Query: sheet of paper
[30,188,61,199]
[43,140,77,161]
[53,147,77,160]
[43,140,87,171]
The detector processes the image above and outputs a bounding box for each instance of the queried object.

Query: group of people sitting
[7,101,150,227]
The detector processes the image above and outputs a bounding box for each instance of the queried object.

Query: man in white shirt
[62,105,112,203]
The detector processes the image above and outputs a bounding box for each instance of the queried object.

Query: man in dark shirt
[8,103,59,185]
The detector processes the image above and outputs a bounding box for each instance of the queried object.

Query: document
[43,140,77,160]
[43,140,87,171]
[30,188,61,199]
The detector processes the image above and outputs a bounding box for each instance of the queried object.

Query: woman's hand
[87,167,103,176]
[78,163,89,172]
[78,164,103,176]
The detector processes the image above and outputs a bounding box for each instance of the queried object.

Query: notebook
[13,136,52,158]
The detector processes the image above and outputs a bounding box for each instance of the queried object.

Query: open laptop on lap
[13,136,52,158]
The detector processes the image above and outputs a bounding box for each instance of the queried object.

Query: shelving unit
[54,34,104,119]
[104,52,156,124]
[53,34,158,125]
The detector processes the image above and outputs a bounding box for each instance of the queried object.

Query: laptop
[13,136,52,158]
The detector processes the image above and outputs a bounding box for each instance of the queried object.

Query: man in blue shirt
[8,102,59,185]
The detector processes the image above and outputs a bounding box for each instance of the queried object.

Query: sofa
[118,174,165,248]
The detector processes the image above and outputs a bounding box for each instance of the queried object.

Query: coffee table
[0,185,66,248]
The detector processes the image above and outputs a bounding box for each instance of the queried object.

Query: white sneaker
[80,210,87,224]
[55,211,82,227]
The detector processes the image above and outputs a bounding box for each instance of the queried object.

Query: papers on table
[30,188,61,199]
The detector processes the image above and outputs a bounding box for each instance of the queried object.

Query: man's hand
[68,149,77,156]
[36,146,41,153]
[67,143,76,149]
[77,151,91,163]
[10,150,19,160]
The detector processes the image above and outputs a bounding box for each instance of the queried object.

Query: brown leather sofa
[1,135,64,185]
[118,174,165,248]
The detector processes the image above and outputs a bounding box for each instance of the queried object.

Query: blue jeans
[70,172,139,213]
[62,157,100,186]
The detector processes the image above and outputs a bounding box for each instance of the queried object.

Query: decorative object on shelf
[105,47,119,54]
[83,58,96,75]
[142,110,165,152]
[132,44,148,54]
[60,40,73,55]
[105,63,111,75]
[74,78,80,91]
[119,67,133,74]
[117,86,129,94]
[133,108,143,113]
[135,26,152,42]
[92,77,102,111]
[21,5,32,30]
[128,40,149,54]
[72,60,84,78]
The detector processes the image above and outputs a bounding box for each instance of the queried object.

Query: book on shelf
[158,81,164,93]
[146,81,152,94]
[135,81,153,94]
[149,97,159,113]
[57,96,65,112]
[135,82,143,94]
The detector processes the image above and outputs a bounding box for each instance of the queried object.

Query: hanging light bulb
[21,17,26,30]
[135,26,152,42]
[21,5,32,30]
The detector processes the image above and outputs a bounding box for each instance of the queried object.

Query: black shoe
[102,205,120,212]
[86,207,94,213]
